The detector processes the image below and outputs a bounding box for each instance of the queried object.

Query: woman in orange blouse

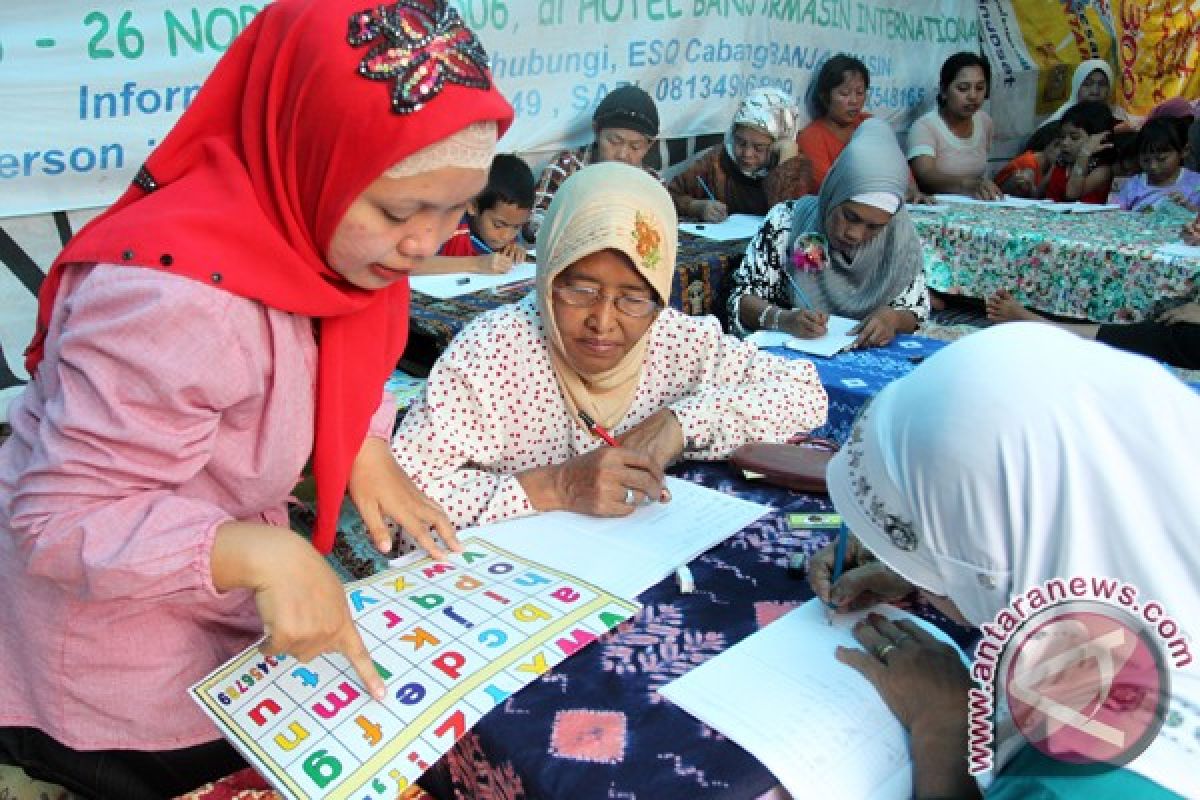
[797,54,871,189]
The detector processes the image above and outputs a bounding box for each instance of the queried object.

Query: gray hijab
[787,118,922,318]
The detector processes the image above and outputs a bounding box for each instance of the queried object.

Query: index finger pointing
[340,628,386,701]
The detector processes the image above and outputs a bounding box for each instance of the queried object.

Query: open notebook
[679,214,764,241]
[454,477,768,600]
[747,315,859,357]
[408,260,536,300]
[660,598,969,800]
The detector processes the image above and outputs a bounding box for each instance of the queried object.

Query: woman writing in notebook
[808,324,1198,799]
[668,88,813,222]
[391,163,828,530]
[727,118,929,349]
[0,1,512,796]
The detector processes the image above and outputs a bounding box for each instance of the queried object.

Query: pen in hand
[826,523,849,625]
[578,410,670,504]
[578,410,619,447]
[696,176,717,202]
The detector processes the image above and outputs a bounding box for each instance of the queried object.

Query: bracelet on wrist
[769,307,784,331]
[757,303,775,331]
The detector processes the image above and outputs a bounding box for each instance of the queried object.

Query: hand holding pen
[807,528,914,619]
[579,410,674,504]
[695,177,728,223]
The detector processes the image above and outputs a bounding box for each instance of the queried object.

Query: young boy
[994,121,1060,198]
[434,154,534,273]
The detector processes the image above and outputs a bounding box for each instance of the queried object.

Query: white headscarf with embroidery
[827,323,1200,797]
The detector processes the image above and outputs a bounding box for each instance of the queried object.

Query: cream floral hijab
[534,161,677,429]
[723,88,802,179]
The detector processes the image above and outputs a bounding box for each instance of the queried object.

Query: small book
[748,316,859,357]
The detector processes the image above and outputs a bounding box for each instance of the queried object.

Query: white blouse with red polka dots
[392,294,828,530]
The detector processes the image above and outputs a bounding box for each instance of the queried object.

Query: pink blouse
[0,264,394,751]
[392,295,828,529]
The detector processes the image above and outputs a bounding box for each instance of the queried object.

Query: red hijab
[25,0,513,552]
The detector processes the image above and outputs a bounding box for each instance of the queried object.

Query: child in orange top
[994,122,1060,197]
[1043,102,1115,204]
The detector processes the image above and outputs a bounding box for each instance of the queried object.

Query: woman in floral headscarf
[392,162,827,530]
[728,118,928,349]
[668,88,814,222]
[0,0,511,795]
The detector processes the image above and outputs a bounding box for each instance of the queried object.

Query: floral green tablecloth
[913,204,1199,322]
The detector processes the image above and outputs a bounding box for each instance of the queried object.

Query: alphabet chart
[191,538,639,800]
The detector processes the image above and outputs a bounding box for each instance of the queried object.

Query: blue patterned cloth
[391,462,972,800]
[293,461,973,800]
[765,334,950,444]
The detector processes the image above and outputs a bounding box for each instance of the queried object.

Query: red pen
[579,410,673,504]
[578,410,619,447]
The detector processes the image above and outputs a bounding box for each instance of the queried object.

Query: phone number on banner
[654,73,795,103]
[867,86,927,110]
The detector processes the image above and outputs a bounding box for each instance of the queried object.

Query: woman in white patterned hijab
[811,323,1199,799]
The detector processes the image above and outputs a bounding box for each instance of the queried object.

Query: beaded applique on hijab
[349,0,491,114]
[842,406,919,552]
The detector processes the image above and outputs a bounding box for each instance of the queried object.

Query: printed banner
[980,0,1200,151]
[0,0,981,217]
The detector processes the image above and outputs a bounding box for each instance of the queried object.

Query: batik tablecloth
[912,204,1199,323]
[407,233,748,355]
[292,460,973,800]
[763,334,949,445]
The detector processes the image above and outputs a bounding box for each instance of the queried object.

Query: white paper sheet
[933,193,1121,213]
[459,477,768,599]
[659,599,968,800]
[679,213,764,242]
[933,193,1012,206]
[1035,201,1122,214]
[409,260,536,299]
[1156,242,1200,260]
[746,315,859,357]
[933,193,1048,209]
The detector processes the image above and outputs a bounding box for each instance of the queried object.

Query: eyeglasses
[552,285,660,318]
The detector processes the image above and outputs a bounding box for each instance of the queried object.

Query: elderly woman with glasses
[392,162,828,530]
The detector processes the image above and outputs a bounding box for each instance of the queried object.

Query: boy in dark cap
[523,85,661,241]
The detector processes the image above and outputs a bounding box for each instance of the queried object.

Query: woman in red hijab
[0,1,511,796]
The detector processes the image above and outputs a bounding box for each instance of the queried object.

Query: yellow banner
[1005,0,1200,117]
[1114,0,1200,114]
